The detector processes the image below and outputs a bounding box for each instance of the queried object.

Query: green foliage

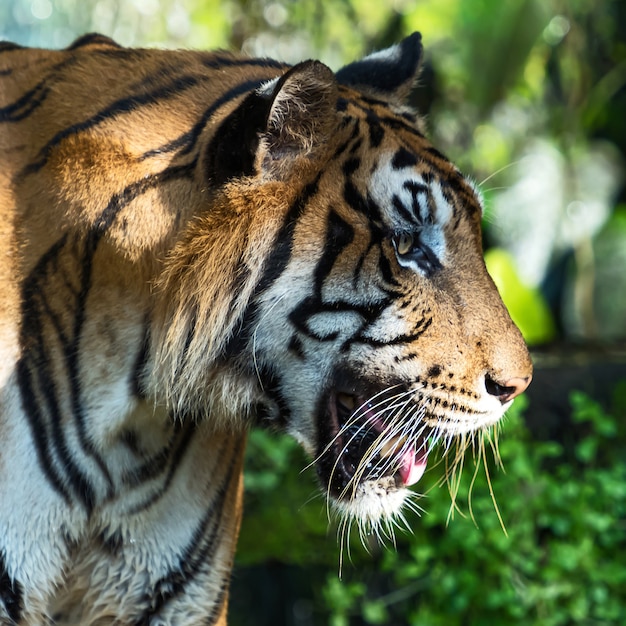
[237,386,626,625]
[238,428,334,566]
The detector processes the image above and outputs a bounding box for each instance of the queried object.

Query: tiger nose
[485,374,532,404]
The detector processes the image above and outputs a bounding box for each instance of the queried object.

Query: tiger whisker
[322,387,420,499]
[305,385,407,474]
[481,430,507,536]
[477,158,526,188]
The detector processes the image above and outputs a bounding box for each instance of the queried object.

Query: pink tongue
[398,448,428,486]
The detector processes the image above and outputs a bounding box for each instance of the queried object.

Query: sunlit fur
[0,32,533,625]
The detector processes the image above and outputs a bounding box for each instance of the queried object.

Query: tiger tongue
[398,446,428,487]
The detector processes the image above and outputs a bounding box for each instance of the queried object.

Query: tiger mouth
[316,387,431,501]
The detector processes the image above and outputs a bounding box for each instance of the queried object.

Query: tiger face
[250,97,532,528]
[153,33,532,531]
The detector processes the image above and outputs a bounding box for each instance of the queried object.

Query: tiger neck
[50,406,247,624]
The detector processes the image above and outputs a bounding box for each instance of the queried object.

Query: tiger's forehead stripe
[337,93,482,226]
[337,95,426,142]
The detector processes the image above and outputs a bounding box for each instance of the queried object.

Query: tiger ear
[256,60,338,180]
[205,61,338,185]
[336,32,423,104]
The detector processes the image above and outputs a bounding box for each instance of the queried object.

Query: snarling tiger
[0,31,532,625]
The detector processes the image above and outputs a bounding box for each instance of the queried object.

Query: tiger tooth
[337,393,356,412]
[380,435,408,458]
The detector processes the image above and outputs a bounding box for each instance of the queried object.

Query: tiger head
[152,33,532,530]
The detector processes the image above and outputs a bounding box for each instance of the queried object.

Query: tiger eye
[396,233,414,256]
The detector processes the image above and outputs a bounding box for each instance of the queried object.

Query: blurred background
[3,1,625,624]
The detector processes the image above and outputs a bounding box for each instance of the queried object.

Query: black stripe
[440,176,480,217]
[67,33,121,50]
[140,77,267,161]
[343,178,366,217]
[220,175,321,360]
[378,114,425,139]
[27,236,114,501]
[403,180,429,195]
[17,163,195,510]
[0,554,23,624]
[254,367,291,428]
[122,442,174,488]
[288,334,305,359]
[290,298,391,343]
[16,357,72,504]
[94,160,196,235]
[127,421,195,514]
[134,440,243,624]
[344,177,387,225]
[28,341,98,512]
[400,110,418,123]
[364,191,386,225]
[18,239,97,511]
[290,301,340,341]
[127,59,193,92]
[403,179,430,225]
[120,419,179,489]
[202,55,287,71]
[20,75,200,176]
[254,175,321,292]
[425,145,449,161]
[0,79,50,122]
[333,121,360,158]
[378,247,400,288]
[314,209,354,292]
[0,42,23,52]
[392,194,418,226]
[1,56,87,124]
[366,110,384,148]
[64,237,115,499]
[352,239,371,289]
[355,316,432,348]
[131,321,150,398]
[344,97,425,139]
[342,156,360,177]
[392,146,418,169]
[289,209,392,347]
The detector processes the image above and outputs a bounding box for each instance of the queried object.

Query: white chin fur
[333,477,408,528]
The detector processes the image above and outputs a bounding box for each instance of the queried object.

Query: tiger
[0,31,532,625]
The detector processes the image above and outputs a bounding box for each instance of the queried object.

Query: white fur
[370,157,451,265]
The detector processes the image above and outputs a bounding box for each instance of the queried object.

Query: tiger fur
[0,32,532,625]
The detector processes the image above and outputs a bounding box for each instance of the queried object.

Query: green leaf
[484,248,556,345]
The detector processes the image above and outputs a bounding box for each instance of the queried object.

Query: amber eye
[392,231,442,276]
[394,233,414,256]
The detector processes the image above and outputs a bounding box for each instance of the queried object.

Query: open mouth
[316,387,431,501]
